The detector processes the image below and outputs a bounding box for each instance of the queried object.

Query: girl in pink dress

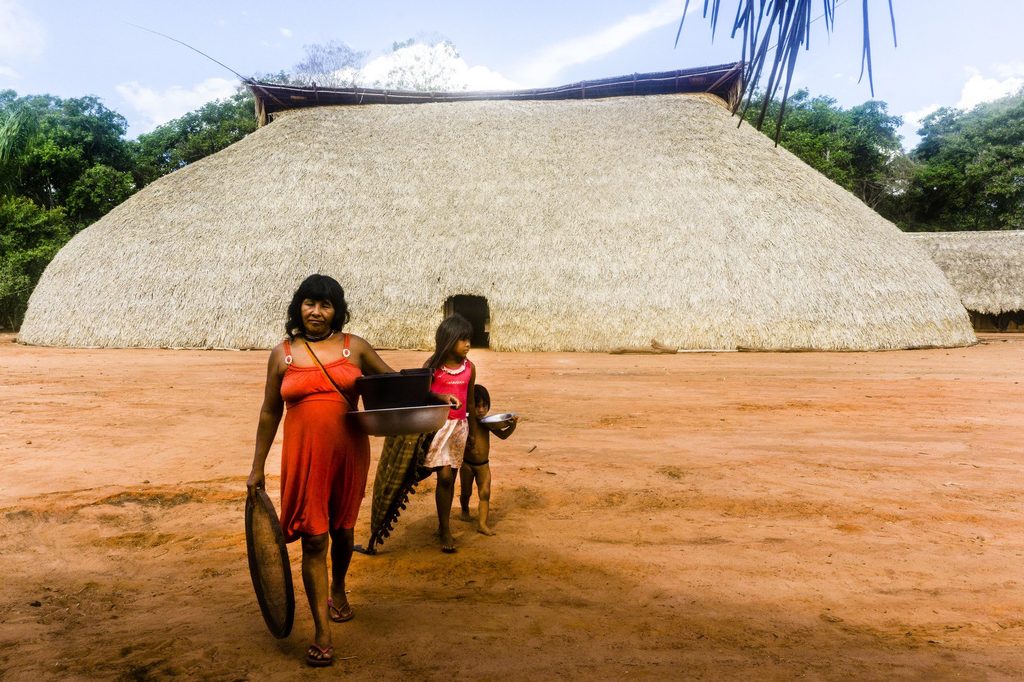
[423,314,478,553]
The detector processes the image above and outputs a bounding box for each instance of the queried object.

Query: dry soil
[1,334,1022,680]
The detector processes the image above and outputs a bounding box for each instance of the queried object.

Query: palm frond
[0,107,41,165]
[676,0,898,138]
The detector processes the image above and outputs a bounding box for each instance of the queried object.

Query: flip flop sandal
[305,643,334,667]
[327,598,354,623]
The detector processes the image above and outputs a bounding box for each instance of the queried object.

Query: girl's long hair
[424,314,473,370]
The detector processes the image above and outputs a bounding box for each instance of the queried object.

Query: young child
[460,384,517,536]
[422,314,477,553]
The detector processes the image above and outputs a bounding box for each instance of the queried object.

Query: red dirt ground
[1,333,1022,680]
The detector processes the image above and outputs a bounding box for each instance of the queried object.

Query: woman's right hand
[246,467,265,496]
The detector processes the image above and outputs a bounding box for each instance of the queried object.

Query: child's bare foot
[440,531,457,553]
[459,508,472,521]
[476,524,496,536]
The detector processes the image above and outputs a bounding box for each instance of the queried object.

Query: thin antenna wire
[125,22,252,83]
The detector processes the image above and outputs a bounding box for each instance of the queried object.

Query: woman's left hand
[430,391,461,409]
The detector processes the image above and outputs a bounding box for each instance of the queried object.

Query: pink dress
[423,359,472,469]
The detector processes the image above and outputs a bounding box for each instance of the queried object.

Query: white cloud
[903,103,940,127]
[517,0,685,85]
[0,0,45,60]
[116,77,238,132]
[898,103,939,149]
[899,63,1024,149]
[280,27,293,39]
[956,67,1024,111]
[331,42,518,91]
[0,65,20,80]
[992,62,1024,80]
[461,64,518,91]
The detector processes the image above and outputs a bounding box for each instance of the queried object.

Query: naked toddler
[459,385,517,535]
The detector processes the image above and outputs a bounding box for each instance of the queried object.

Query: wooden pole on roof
[254,93,267,127]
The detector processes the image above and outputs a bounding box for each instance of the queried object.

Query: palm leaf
[0,107,40,165]
[676,0,898,138]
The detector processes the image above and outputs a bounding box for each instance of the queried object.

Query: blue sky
[2,1,1023,147]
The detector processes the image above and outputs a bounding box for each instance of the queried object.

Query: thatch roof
[249,63,744,124]
[20,89,974,351]
[909,231,1024,315]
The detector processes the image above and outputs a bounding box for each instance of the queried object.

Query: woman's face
[301,298,335,337]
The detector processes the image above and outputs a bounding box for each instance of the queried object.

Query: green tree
[901,92,1024,231]
[0,92,139,328]
[744,89,905,209]
[0,93,134,221]
[0,87,263,330]
[65,164,135,223]
[130,91,257,187]
[289,41,366,87]
[0,196,69,329]
[0,92,43,192]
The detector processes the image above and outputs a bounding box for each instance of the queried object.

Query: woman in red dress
[247,274,394,667]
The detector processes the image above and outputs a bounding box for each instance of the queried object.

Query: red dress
[278,335,369,542]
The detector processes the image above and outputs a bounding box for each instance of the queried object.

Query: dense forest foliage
[0,90,255,328]
[745,89,1024,232]
[1,77,1022,330]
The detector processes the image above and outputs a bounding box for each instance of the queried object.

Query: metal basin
[352,403,450,436]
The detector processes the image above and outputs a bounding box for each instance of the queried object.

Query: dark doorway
[444,295,490,348]
[969,310,1024,332]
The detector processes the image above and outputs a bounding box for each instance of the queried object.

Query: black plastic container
[356,368,432,410]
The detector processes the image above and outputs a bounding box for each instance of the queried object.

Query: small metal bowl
[352,403,450,437]
[480,412,517,426]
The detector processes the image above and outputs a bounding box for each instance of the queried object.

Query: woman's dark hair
[424,314,473,369]
[285,274,350,339]
[474,384,490,407]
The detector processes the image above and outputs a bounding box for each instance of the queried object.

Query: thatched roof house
[909,230,1024,332]
[20,65,974,351]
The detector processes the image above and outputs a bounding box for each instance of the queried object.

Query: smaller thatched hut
[910,231,1024,331]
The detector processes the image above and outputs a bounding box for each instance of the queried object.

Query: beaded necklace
[304,330,335,343]
[440,359,468,375]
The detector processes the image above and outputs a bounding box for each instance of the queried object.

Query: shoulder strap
[302,339,357,410]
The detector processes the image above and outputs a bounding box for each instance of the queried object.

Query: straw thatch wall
[20,93,974,351]
[910,230,1024,331]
